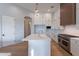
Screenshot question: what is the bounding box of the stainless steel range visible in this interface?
[58,34,79,54]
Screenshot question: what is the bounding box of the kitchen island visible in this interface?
[23,34,51,56]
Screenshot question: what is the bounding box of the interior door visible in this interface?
[24,16,31,38]
[2,16,15,47]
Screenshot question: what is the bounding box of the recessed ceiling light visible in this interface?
[48,9,50,12]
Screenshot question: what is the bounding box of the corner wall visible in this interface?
[0,3,31,42]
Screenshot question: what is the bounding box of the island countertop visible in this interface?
[23,34,51,41]
[22,34,51,56]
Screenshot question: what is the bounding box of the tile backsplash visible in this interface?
[62,25,79,36]
[34,25,46,34]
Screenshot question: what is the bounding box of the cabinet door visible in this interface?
[71,39,79,56]
[2,16,15,47]
[34,14,42,25]
[28,40,50,56]
[60,3,76,26]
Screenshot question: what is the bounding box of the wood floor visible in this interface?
[52,40,71,56]
[0,40,71,56]
[0,41,28,56]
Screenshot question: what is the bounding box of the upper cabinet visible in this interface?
[60,3,76,26]
[33,13,52,26]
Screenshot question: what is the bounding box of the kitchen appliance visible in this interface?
[58,34,79,54]
[46,26,51,29]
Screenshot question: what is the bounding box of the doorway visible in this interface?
[0,16,15,47]
[24,16,31,38]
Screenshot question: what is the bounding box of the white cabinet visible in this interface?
[33,14,43,25]
[44,14,52,26]
[70,38,79,56]
[28,39,51,56]
[33,13,52,26]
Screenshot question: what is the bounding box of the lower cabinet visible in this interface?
[28,40,51,56]
[70,38,79,56]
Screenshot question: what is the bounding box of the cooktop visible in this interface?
[59,34,79,38]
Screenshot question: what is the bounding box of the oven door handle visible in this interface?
[62,39,69,42]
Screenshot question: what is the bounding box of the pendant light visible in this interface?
[35,3,39,13]
[35,3,39,16]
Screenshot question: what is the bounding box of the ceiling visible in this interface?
[15,3,60,13]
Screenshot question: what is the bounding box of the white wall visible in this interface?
[0,3,31,42]
[0,16,1,46]
[76,3,79,26]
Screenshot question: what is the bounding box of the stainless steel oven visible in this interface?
[58,34,79,55]
[58,34,70,53]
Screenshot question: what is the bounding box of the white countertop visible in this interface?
[70,37,79,40]
[23,34,51,41]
